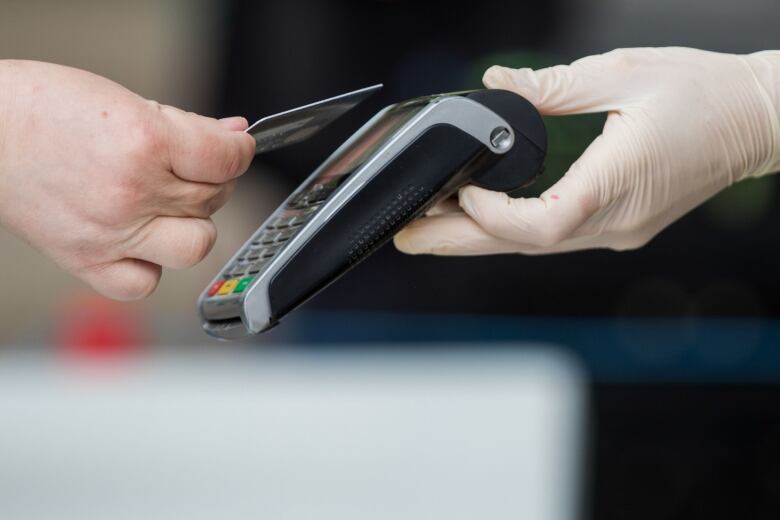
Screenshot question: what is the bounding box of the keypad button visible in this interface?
[207,279,225,297]
[233,276,254,294]
[290,200,323,213]
[260,233,277,245]
[270,216,294,229]
[243,246,258,259]
[288,190,310,208]
[288,215,309,227]
[253,257,269,267]
[288,185,332,209]
[217,278,240,296]
[230,262,251,277]
[307,185,328,201]
[307,190,330,205]
[275,229,296,243]
[248,257,272,274]
[300,205,320,215]
[251,232,272,245]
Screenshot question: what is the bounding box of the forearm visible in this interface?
[0,61,13,229]
[0,61,10,166]
[0,60,29,232]
[746,51,780,174]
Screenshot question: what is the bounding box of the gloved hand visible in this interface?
[395,47,780,256]
[0,60,256,299]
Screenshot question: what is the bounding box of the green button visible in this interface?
[233,276,254,294]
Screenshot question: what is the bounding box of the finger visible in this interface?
[457,125,638,249]
[395,213,521,255]
[218,116,249,132]
[163,106,256,184]
[425,196,462,216]
[483,50,634,115]
[458,173,598,248]
[127,216,217,269]
[395,212,624,256]
[157,179,236,219]
[79,258,162,301]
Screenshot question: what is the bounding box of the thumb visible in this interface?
[459,170,598,249]
[483,51,631,115]
[457,127,634,248]
[163,106,256,184]
[218,116,250,132]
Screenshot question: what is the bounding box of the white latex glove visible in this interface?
[0,60,256,299]
[395,47,780,255]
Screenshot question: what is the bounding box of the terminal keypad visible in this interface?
[206,194,327,298]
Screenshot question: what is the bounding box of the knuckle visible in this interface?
[123,112,164,163]
[181,221,216,266]
[99,265,160,301]
[603,48,634,68]
[470,205,508,237]
[92,180,142,226]
[121,273,159,300]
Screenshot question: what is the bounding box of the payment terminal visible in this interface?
[199,85,547,339]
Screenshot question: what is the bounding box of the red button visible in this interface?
[207,279,225,296]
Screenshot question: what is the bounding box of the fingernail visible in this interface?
[393,232,419,255]
[219,116,249,131]
[457,186,473,212]
[483,65,508,89]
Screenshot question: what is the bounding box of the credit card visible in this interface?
[247,84,383,154]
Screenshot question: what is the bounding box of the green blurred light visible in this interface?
[703,175,775,230]
[511,113,606,198]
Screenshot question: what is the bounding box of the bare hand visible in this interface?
[0,60,256,299]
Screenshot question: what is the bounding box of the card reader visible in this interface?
[199,86,547,339]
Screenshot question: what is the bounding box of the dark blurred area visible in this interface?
[220,0,780,321]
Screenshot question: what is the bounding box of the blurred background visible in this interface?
[2,0,780,518]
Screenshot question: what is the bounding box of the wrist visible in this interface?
[745,51,780,175]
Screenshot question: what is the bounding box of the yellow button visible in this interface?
[217,278,240,295]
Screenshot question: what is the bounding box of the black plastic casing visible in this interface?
[265,89,546,328]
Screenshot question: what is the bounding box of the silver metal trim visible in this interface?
[198,94,515,337]
[233,95,514,334]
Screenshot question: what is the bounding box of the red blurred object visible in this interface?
[54,292,149,361]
